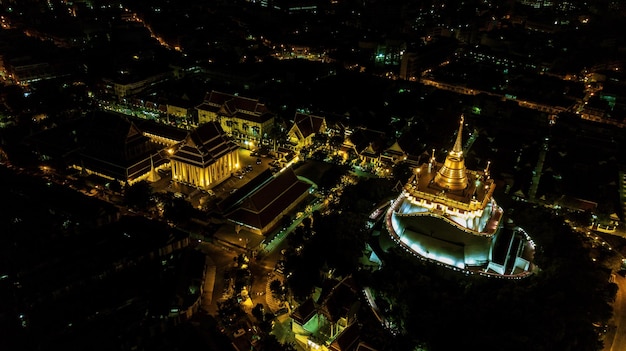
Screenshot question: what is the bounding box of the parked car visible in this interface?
[275,308,289,316]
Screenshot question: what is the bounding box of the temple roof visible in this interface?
[329,323,360,351]
[170,122,239,167]
[76,112,164,181]
[196,90,274,123]
[292,112,326,139]
[291,297,316,325]
[347,127,386,155]
[222,168,311,231]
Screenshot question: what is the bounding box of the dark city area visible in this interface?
[1,0,626,350]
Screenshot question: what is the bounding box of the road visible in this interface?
[195,241,239,315]
[605,272,626,351]
[195,238,284,314]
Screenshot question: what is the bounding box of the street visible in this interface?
[605,272,626,351]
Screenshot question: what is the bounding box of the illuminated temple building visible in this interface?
[385,116,535,277]
[170,121,240,190]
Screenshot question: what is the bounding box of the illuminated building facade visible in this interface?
[385,116,535,276]
[170,122,240,190]
[196,90,275,147]
[287,112,327,149]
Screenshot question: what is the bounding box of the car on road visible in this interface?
[275,308,289,316]
[256,158,262,164]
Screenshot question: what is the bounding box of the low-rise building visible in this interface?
[218,168,312,235]
[292,276,362,351]
[169,121,240,190]
[287,112,327,150]
[72,111,168,185]
[196,90,275,147]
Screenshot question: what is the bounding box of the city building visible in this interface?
[195,90,275,147]
[71,112,168,185]
[286,112,327,150]
[169,121,240,190]
[384,116,536,277]
[291,276,361,351]
[378,140,408,171]
[217,168,312,235]
[338,127,386,171]
[102,68,173,99]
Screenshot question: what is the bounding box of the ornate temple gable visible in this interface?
[386,140,405,154]
[380,140,408,166]
[288,112,327,147]
[362,143,377,155]
[171,122,237,167]
[294,112,326,138]
[126,122,142,139]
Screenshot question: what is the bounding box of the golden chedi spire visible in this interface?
[434,115,468,191]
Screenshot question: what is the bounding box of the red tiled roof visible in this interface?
[291,297,316,325]
[206,90,232,105]
[195,102,221,112]
[348,128,386,155]
[329,324,360,351]
[170,122,239,167]
[199,90,273,123]
[225,168,311,231]
[293,112,325,138]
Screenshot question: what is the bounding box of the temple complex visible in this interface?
[385,116,536,277]
[170,122,240,190]
[195,90,275,147]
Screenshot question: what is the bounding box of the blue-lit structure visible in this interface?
[385,116,536,277]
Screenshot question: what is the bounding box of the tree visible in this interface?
[392,162,413,184]
[217,297,245,327]
[252,303,265,321]
[257,334,296,351]
[269,279,283,299]
[123,180,153,210]
[163,196,193,223]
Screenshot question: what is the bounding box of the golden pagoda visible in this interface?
[433,116,468,191]
[384,116,535,277]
